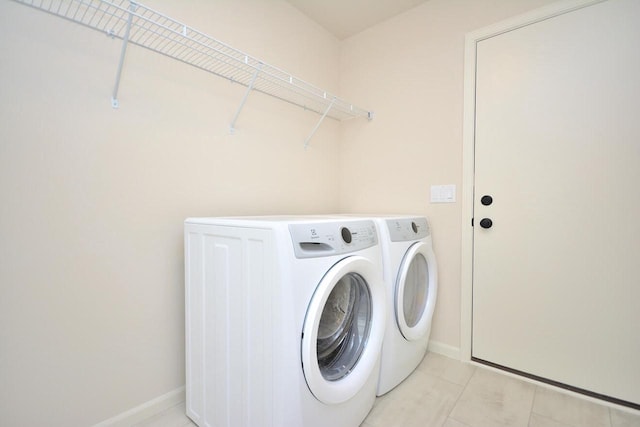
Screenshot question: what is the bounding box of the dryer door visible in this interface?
[301,255,385,405]
[395,241,438,341]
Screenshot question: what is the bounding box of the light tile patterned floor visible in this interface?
[135,352,640,427]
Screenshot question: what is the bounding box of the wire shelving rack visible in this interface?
[12,0,373,146]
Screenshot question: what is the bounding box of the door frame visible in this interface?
[460,0,606,361]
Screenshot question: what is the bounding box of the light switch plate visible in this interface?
[431,184,456,203]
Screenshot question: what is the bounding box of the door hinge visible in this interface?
[471,217,474,227]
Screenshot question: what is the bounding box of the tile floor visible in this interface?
[135,352,640,427]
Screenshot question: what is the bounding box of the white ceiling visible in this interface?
[284,0,429,40]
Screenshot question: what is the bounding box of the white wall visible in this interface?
[0,1,341,425]
[338,0,557,352]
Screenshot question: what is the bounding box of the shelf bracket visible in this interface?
[229,62,263,134]
[111,2,137,109]
[304,97,336,149]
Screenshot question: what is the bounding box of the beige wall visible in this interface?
[0,1,341,426]
[338,0,557,351]
[0,0,562,425]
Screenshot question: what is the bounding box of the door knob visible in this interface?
[480,218,493,229]
[481,195,493,206]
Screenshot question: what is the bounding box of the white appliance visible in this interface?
[373,216,438,395]
[184,216,386,427]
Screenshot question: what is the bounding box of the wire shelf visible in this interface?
[12,0,373,122]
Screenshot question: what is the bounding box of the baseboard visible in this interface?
[428,340,461,360]
[92,386,185,427]
[90,344,458,426]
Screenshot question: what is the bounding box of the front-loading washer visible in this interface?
[184,216,386,427]
[372,216,438,396]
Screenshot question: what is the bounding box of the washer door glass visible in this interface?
[396,242,438,341]
[403,253,429,328]
[317,272,371,381]
[301,255,385,405]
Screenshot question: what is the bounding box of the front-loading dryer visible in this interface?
[372,216,438,396]
[184,216,386,427]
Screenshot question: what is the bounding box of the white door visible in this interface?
[301,256,385,404]
[472,0,640,406]
[395,242,437,341]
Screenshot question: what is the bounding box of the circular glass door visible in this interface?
[301,256,385,405]
[317,272,371,381]
[395,242,438,341]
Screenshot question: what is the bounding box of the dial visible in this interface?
[341,227,352,244]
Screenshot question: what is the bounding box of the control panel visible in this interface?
[386,217,430,242]
[289,220,378,258]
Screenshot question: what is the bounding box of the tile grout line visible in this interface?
[527,386,539,427]
[441,364,478,426]
[608,405,613,427]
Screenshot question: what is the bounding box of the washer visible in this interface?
[372,216,438,396]
[184,216,386,427]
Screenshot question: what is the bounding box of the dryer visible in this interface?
[184,216,386,427]
[373,216,438,396]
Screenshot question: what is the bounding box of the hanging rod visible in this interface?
[12,0,374,123]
